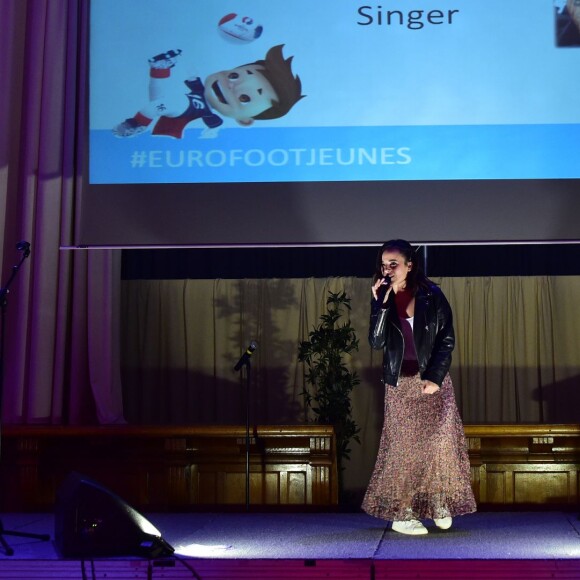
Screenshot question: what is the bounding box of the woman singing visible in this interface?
[362,239,476,535]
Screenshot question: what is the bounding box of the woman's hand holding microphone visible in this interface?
[372,276,392,305]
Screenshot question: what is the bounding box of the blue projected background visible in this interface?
[90,0,580,185]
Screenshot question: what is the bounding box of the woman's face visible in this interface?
[381,250,412,285]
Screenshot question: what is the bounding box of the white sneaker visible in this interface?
[434,517,452,529]
[392,519,428,535]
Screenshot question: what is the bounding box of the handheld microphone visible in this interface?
[376,276,391,303]
[234,340,258,371]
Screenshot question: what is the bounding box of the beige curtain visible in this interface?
[445,276,567,424]
[121,275,580,496]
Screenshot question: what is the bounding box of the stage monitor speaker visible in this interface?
[54,471,175,558]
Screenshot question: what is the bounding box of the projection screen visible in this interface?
[77,0,580,247]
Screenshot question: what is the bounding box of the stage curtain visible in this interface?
[0,0,124,424]
[444,276,580,424]
[120,276,580,495]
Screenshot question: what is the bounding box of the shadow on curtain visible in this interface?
[120,275,580,497]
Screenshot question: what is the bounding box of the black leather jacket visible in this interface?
[368,283,455,387]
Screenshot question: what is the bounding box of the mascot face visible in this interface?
[204,65,276,126]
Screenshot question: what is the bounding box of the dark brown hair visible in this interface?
[250,45,304,120]
[374,239,435,294]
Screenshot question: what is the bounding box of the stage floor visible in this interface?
[0,511,579,579]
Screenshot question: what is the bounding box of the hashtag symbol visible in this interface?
[130,151,147,168]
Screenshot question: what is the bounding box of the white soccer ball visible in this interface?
[218,13,263,43]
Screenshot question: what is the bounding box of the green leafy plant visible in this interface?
[298,290,361,473]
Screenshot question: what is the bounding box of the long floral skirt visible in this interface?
[361,373,477,521]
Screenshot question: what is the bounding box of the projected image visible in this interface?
[112,43,303,139]
[90,0,580,185]
[555,0,580,46]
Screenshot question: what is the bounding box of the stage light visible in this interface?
[54,472,174,558]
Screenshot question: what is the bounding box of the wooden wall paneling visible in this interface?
[464,424,580,507]
[1,424,579,511]
[0,425,338,512]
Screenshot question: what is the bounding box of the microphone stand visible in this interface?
[0,242,50,555]
[243,361,251,511]
[234,357,252,512]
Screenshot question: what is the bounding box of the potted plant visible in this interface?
[298,290,360,489]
